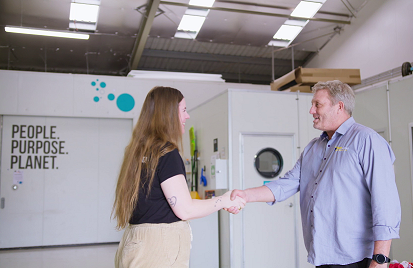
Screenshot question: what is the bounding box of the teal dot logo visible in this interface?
[92,79,105,93]
[90,80,134,112]
[116,94,135,112]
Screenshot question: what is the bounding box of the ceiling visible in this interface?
[0,0,370,84]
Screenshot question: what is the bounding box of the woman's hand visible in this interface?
[162,175,246,220]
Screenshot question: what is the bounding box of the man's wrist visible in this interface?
[372,254,391,264]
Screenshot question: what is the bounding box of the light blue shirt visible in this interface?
[265,117,401,266]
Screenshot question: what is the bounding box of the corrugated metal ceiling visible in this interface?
[0,0,370,84]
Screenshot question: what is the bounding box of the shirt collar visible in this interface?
[320,117,355,139]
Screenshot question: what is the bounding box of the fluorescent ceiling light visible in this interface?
[268,40,290,47]
[269,0,326,47]
[69,22,97,31]
[70,3,99,23]
[284,19,308,27]
[311,0,327,3]
[291,1,323,19]
[178,15,206,32]
[5,26,89,40]
[73,0,101,4]
[189,0,215,8]
[273,25,303,41]
[174,31,197,39]
[185,8,209,17]
[174,0,214,39]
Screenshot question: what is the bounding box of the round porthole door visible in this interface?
[254,148,283,178]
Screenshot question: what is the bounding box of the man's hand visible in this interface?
[230,189,247,201]
[368,262,387,268]
[223,186,275,214]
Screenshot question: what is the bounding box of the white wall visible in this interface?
[0,70,269,120]
[0,69,268,249]
[306,0,413,80]
[183,92,229,268]
[183,92,229,198]
[353,75,413,262]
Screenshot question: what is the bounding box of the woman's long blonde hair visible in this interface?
[112,86,184,229]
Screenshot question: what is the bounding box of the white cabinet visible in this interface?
[190,212,219,268]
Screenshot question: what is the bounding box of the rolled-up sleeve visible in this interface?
[360,132,401,240]
[265,153,301,206]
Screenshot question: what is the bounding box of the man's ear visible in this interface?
[338,101,345,113]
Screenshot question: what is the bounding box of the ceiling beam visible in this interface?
[160,1,351,25]
[141,49,305,67]
[130,0,161,70]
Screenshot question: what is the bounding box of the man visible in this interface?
[228,80,401,268]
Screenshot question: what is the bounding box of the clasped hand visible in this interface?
[222,190,246,214]
[220,190,246,214]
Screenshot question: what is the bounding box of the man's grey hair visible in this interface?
[312,80,355,116]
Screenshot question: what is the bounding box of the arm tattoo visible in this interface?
[214,197,222,207]
[168,196,177,207]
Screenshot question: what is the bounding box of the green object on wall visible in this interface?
[189,126,195,157]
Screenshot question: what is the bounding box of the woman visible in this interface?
[113,86,245,268]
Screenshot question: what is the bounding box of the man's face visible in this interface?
[309,89,340,133]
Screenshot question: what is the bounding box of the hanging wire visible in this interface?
[44,46,47,72]
[86,52,89,74]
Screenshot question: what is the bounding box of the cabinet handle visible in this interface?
[1,198,4,209]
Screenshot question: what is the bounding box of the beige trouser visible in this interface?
[115,221,192,268]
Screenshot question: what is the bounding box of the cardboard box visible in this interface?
[296,67,361,85]
[271,68,296,91]
[271,67,361,91]
[284,84,312,93]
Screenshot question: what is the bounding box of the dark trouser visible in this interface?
[316,258,372,268]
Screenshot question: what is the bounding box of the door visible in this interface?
[0,115,131,248]
[241,133,297,268]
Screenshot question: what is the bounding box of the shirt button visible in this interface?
[324,158,326,160]
[315,183,318,185]
[320,170,322,172]
[311,210,313,212]
[328,145,330,147]
[311,196,313,198]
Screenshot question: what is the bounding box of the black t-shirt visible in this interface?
[129,149,185,224]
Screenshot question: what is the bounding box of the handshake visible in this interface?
[217,186,274,213]
[219,190,247,215]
